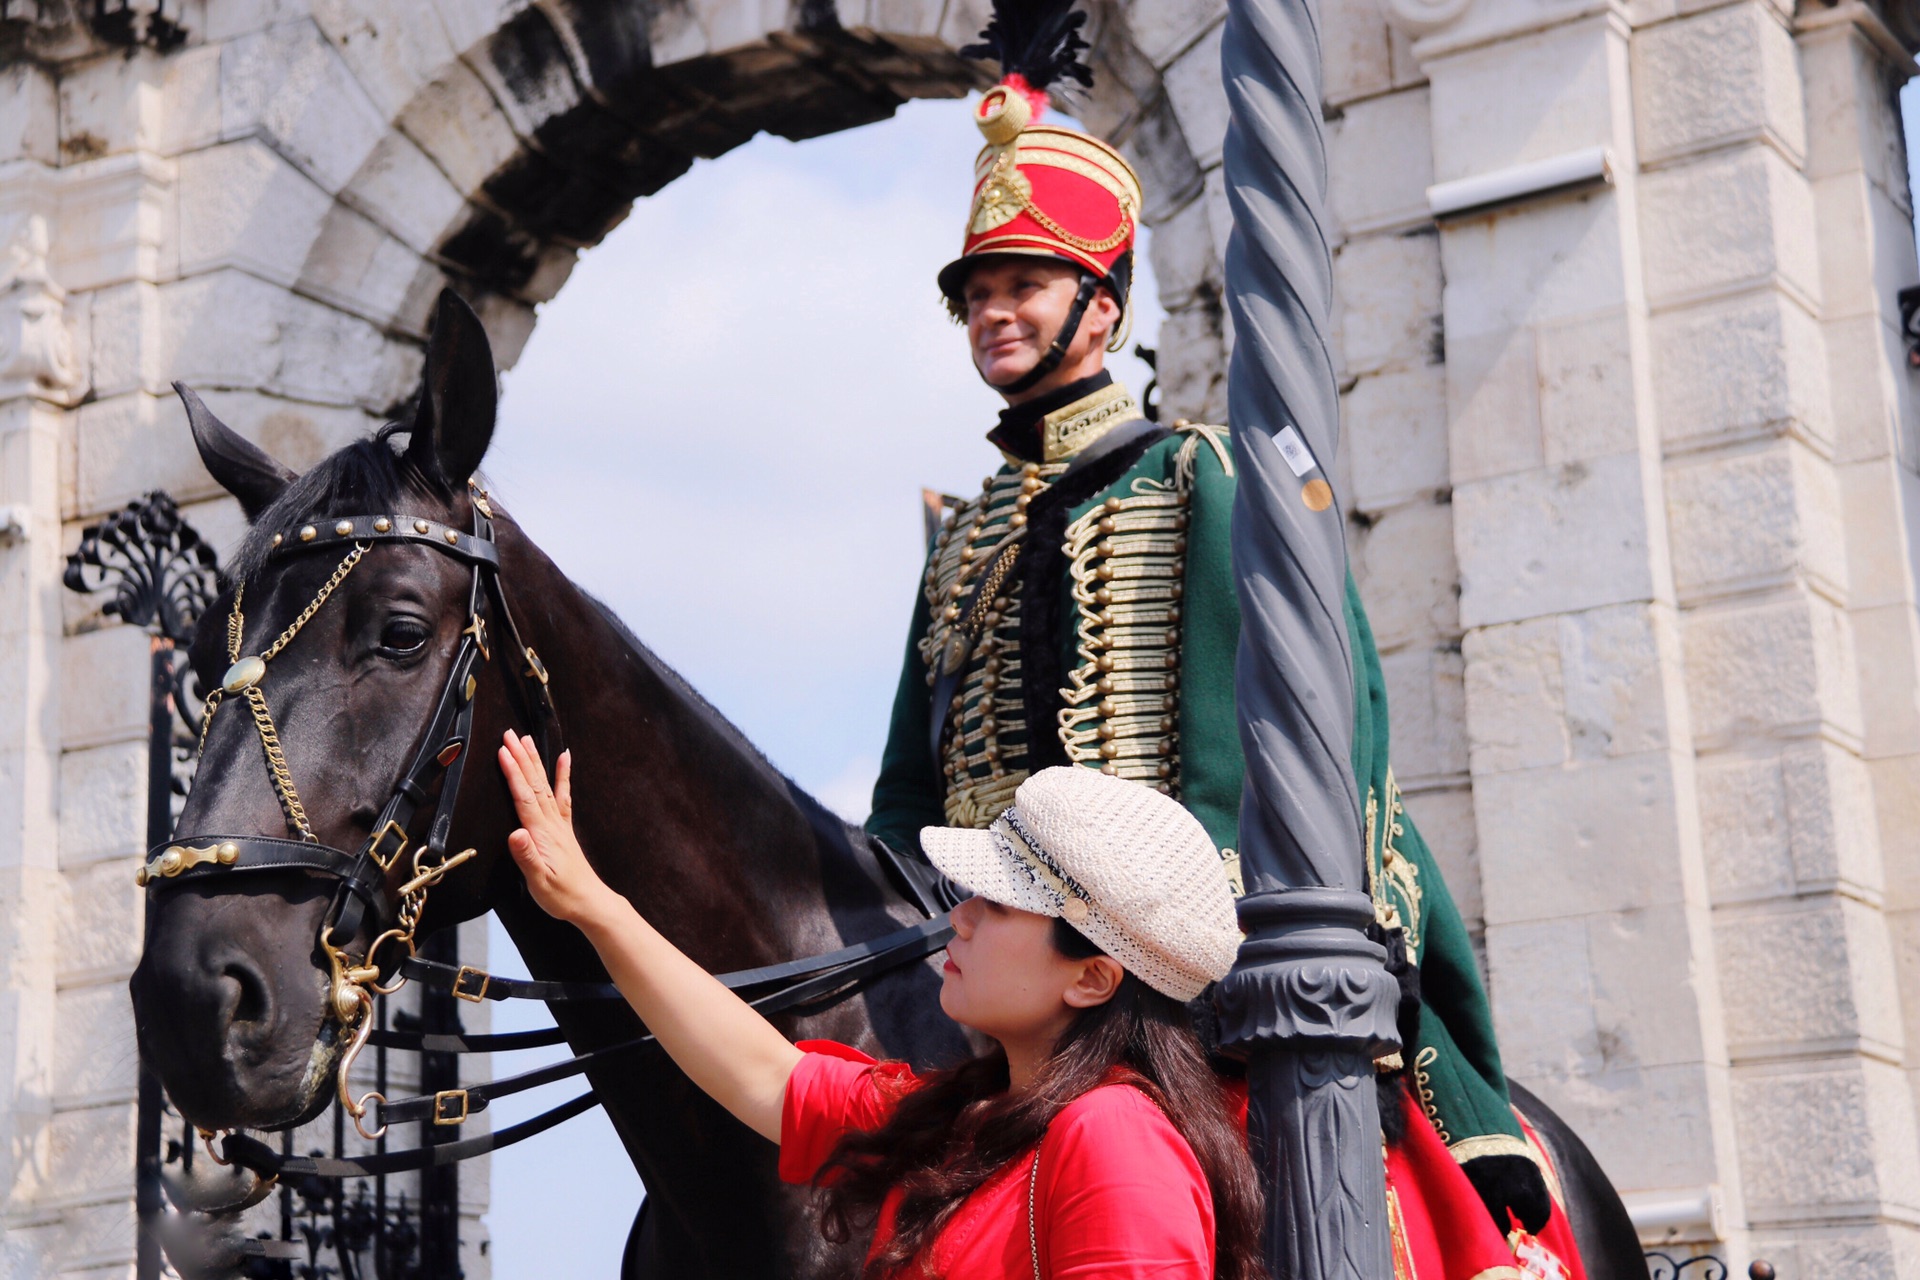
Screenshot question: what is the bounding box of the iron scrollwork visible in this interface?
[1899,284,1920,372]
[1644,1252,1777,1280]
[63,489,224,644]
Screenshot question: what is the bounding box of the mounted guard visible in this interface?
[865,5,1586,1276]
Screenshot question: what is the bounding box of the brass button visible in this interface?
[415,519,431,534]
[1104,497,1124,512]
[298,525,317,542]
[374,517,392,533]
[444,529,459,544]
[335,520,353,536]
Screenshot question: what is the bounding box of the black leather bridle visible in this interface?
[139,483,953,1186]
[139,487,561,1011]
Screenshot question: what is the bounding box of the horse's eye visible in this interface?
[379,618,431,655]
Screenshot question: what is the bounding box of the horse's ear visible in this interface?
[405,289,497,487]
[175,382,294,520]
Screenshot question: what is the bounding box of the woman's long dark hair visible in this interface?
[816,918,1267,1280]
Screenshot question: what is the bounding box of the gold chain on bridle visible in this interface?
[198,542,369,841]
[194,533,477,1140]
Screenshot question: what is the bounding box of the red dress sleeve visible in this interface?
[777,1040,918,1186]
[1038,1084,1216,1279]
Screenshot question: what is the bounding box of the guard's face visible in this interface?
[965,258,1116,392]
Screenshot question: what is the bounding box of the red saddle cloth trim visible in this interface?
[1384,1088,1587,1280]
[1218,1079,1587,1280]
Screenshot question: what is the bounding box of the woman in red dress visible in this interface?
[497,731,1266,1279]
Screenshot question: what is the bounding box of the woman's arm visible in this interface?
[497,730,803,1143]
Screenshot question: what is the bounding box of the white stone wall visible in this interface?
[5,0,1920,1275]
[1325,0,1920,1270]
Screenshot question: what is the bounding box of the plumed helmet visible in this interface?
[937,0,1143,334]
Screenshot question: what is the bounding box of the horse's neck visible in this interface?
[502,529,853,969]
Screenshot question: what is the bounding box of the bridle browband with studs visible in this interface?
[139,482,562,1137]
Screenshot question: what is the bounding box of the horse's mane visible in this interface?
[229,425,444,580]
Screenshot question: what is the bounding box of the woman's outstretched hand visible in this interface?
[499,730,621,928]
[495,731,801,1144]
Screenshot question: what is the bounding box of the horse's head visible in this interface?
[130,290,529,1131]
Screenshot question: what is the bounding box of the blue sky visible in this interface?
[479,98,1163,1274]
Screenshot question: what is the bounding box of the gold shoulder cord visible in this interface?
[198,543,369,842]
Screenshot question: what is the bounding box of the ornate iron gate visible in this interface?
[63,491,468,1280]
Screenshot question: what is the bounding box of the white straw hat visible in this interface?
[921,766,1242,1001]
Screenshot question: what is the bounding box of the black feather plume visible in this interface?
[960,0,1093,94]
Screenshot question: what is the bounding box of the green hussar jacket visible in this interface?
[865,377,1529,1166]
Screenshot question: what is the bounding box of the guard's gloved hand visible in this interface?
[1462,1153,1552,1235]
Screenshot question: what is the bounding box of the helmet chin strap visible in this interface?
[984,272,1102,397]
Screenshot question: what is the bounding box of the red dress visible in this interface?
[779,1041,1216,1279]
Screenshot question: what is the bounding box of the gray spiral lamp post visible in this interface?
[1213,1,1403,1276]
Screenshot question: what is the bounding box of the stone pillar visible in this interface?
[0,50,113,1264]
[1422,6,1748,1255]
[1368,0,1920,1269]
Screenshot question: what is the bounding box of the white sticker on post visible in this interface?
[1274,425,1318,477]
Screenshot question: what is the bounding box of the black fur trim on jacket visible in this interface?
[1020,426,1170,771]
[1371,921,1423,1147]
[1464,1153,1554,1235]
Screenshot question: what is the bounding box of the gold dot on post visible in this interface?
[373,517,392,534]
[298,525,317,542]
[270,533,283,548]
[415,519,430,534]
[1301,479,1335,512]
[335,520,353,536]
[444,529,459,544]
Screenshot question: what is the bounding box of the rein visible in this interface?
[140,483,953,1183]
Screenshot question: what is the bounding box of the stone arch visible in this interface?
[156,0,1231,503]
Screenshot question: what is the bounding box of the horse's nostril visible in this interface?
[224,959,271,1028]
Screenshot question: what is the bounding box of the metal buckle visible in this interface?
[451,965,490,1003]
[368,820,408,871]
[524,647,549,686]
[432,1089,469,1126]
[463,615,490,662]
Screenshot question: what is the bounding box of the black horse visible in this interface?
[130,291,1646,1279]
